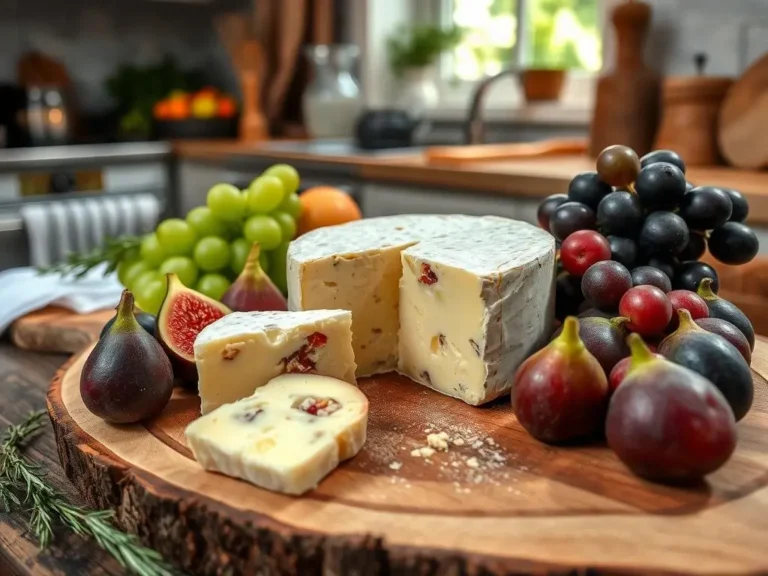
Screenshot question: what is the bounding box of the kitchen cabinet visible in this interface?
[359,183,540,224]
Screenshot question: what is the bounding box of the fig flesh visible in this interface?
[698,277,754,350]
[222,242,287,312]
[81,290,173,423]
[659,309,753,421]
[514,317,609,444]
[158,273,231,384]
[607,334,736,483]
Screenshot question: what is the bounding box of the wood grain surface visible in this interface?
[10,307,113,354]
[48,342,768,575]
[0,343,125,576]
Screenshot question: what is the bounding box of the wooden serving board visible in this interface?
[11,307,113,354]
[48,343,768,575]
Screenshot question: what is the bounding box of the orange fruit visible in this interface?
[297,187,362,235]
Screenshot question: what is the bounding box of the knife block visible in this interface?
[655,76,732,166]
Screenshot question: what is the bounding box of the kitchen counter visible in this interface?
[0,343,125,576]
[0,142,172,173]
[173,140,768,224]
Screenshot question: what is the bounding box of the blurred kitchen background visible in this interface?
[1,0,767,326]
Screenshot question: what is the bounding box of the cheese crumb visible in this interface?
[410,449,422,457]
[485,437,496,446]
[471,440,484,450]
[419,447,436,458]
[427,432,450,451]
[466,457,480,469]
[453,437,465,446]
[389,461,402,471]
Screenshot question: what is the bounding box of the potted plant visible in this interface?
[387,25,463,114]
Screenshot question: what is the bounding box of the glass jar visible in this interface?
[302,45,363,139]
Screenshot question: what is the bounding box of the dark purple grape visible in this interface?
[678,232,706,261]
[635,162,687,210]
[596,191,643,238]
[640,149,686,174]
[555,273,583,320]
[549,202,596,242]
[639,211,689,256]
[607,235,638,269]
[630,265,672,292]
[708,222,759,265]
[567,172,612,210]
[674,261,720,293]
[723,189,749,222]
[582,261,633,311]
[645,257,676,281]
[596,145,641,187]
[537,194,568,230]
[679,186,733,230]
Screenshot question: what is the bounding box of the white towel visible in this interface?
[20,193,161,268]
[0,264,124,334]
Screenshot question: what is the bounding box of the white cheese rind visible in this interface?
[287,215,555,404]
[186,374,368,495]
[194,310,357,414]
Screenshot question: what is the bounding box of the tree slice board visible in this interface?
[48,342,768,575]
[11,307,113,354]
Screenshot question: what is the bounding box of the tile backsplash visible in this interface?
[0,0,245,112]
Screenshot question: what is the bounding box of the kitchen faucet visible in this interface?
[465,69,518,145]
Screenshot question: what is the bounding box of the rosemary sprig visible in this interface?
[1,411,176,576]
[36,235,143,279]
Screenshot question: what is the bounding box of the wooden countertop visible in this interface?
[173,140,768,224]
[0,344,125,576]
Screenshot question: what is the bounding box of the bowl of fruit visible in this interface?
[153,87,239,140]
[524,144,759,483]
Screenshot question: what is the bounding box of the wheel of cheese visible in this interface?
[186,373,368,496]
[287,215,556,406]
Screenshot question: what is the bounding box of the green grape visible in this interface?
[156,219,196,256]
[116,254,140,286]
[271,211,297,241]
[135,278,167,315]
[264,164,300,195]
[139,233,166,267]
[132,270,164,295]
[122,260,152,290]
[207,183,247,222]
[260,249,271,274]
[186,206,228,238]
[276,192,302,219]
[269,242,289,294]
[229,238,250,274]
[197,273,231,301]
[159,256,199,287]
[194,236,231,272]
[243,215,282,250]
[246,175,285,214]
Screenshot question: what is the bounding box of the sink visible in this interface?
[258,139,423,158]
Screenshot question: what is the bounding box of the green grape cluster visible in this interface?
[118,164,302,314]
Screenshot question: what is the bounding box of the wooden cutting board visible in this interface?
[719,52,768,169]
[11,307,113,354]
[48,343,768,575]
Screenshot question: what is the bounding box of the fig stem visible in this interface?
[626,333,657,374]
[610,316,630,331]
[556,316,585,353]
[676,308,697,331]
[243,242,263,278]
[697,277,717,300]
[113,290,137,331]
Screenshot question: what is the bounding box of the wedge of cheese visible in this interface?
[194,310,356,414]
[287,215,555,405]
[186,373,368,495]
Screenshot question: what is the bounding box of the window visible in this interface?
[440,0,602,81]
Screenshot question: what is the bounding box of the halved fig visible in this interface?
[158,273,231,385]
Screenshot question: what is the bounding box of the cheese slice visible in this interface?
[287,215,555,405]
[194,310,357,414]
[186,373,368,495]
